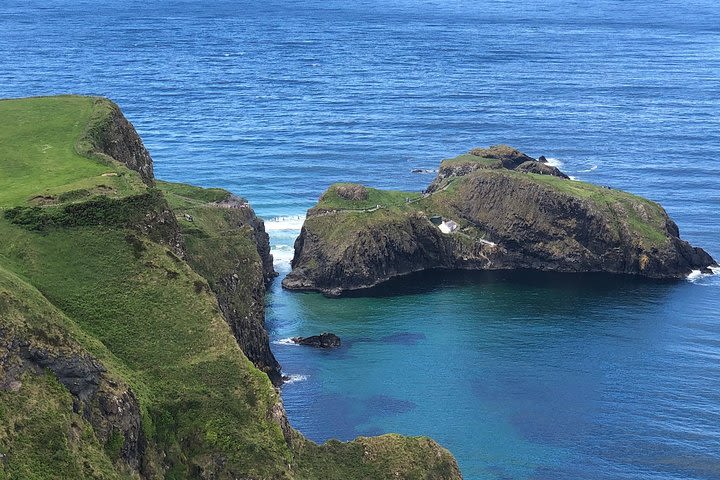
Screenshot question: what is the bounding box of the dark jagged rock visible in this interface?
[334,184,369,201]
[284,146,717,295]
[1,317,145,472]
[292,333,341,348]
[83,98,155,186]
[515,160,569,179]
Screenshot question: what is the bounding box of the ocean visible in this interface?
[2,0,719,478]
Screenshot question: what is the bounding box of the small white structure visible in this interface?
[438,220,458,234]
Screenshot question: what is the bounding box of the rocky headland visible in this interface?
[283,145,717,296]
[0,96,461,479]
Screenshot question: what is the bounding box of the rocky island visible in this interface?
[283,145,716,296]
[0,96,461,479]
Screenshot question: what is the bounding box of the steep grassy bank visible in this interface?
[0,96,461,479]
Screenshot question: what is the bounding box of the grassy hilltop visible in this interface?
[0,96,460,479]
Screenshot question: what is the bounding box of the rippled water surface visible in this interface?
[2,1,720,478]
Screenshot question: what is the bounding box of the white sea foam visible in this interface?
[273,337,299,346]
[569,175,578,181]
[687,270,704,282]
[264,214,306,232]
[544,157,563,168]
[283,374,308,384]
[687,267,719,283]
[271,245,295,271]
[579,165,598,173]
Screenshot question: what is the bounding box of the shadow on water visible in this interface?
[342,268,677,298]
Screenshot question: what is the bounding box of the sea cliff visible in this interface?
[0,96,461,479]
[283,146,716,295]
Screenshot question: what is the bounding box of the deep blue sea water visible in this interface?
[2,1,720,478]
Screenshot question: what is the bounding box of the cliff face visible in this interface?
[0,268,145,474]
[81,98,156,186]
[0,96,461,479]
[164,188,283,385]
[284,146,716,295]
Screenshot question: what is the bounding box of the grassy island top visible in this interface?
[439,153,503,169]
[309,152,670,249]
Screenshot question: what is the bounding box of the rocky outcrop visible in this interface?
[214,195,277,285]
[284,147,717,295]
[0,314,144,473]
[292,333,341,348]
[83,98,155,186]
[333,184,369,201]
[469,144,536,169]
[515,160,569,178]
[428,144,545,193]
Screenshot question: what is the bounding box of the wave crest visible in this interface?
[283,374,308,384]
[270,245,295,271]
[687,267,719,283]
[264,214,306,231]
[544,157,563,168]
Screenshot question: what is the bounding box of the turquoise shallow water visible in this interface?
[2,0,720,478]
[270,271,720,479]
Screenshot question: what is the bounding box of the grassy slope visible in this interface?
[0,96,289,478]
[0,96,459,479]
[0,264,132,480]
[309,163,670,249]
[316,183,420,211]
[498,170,669,246]
[0,96,145,208]
[439,153,502,169]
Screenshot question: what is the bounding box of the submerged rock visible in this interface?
[292,333,341,348]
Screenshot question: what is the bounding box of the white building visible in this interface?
[438,220,458,234]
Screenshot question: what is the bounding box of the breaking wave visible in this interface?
[544,157,563,168]
[270,244,295,270]
[264,214,306,232]
[687,267,719,283]
[283,374,308,384]
[273,337,299,346]
[579,164,598,173]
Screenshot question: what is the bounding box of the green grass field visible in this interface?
[439,153,502,169]
[305,159,670,253]
[0,96,146,208]
[316,183,420,211]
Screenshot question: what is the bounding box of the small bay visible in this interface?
[2,0,719,477]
